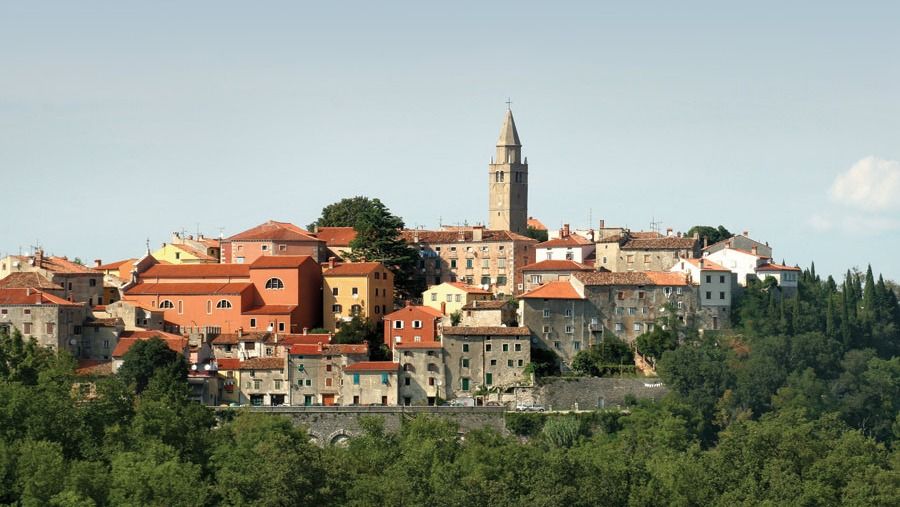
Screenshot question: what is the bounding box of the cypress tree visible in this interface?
[825,296,835,338]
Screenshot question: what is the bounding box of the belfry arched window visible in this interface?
[265,277,284,290]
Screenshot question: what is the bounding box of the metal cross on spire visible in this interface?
[506,97,512,110]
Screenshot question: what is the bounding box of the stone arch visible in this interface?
[328,429,352,447]
[307,431,323,446]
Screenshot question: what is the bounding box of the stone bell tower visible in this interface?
[488,108,528,234]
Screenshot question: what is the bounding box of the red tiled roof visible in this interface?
[442,326,531,336]
[520,259,595,272]
[289,343,368,356]
[727,248,772,260]
[112,334,188,357]
[239,357,285,370]
[395,341,443,349]
[120,330,186,341]
[345,361,400,372]
[537,234,593,248]
[0,288,83,306]
[324,262,385,276]
[679,258,729,271]
[0,272,64,290]
[95,258,137,271]
[385,305,444,319]
[279,333,333,346]
[170,243,216,261]
[225,220,319,242]
[215,358,241,370]
[315,227,357,247]
[84,318,123,328]
[242,305,298,315]
[446,282,492,295]
[75,360,113,377]
[574,271,690,287]
[10,255,100,275]
[527,217,548,231]
[402,229,538,244]
[212,333,270,345]
[125,282,252,296]
[756,262,801,272]
[139,263,250,279]
[250,255,315,269]
[520,281,584,300]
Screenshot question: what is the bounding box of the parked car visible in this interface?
[447,397,476,407]
[515,403,545,412]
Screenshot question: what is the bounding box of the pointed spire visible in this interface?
[496,109,521,147]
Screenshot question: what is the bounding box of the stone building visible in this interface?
[288,343,369,406]
[670,258,734,331]
[488,108,529,235]
[403,227,537,297]
[0,288,88,354]
[99,300,164,331]
[80,318,124,360]
[520,259,596,292]
[0,249,104,306]
[595,231,700,273]
[341,362,400,406]
[703,232,772,258]
[237,356,289,406]
[441,326,531,399]
[458,300,517,327]
[519,281,594,369]
[394,342,444,406]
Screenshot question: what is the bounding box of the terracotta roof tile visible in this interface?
[520,259,595,272]
[289,343,368,356]
[0,288,83,306]
[225,220,320,242]
[249,255,315,269]
[278,333,333,346]
[242,305,298,315]
[75,360,113,377]
[681,258,729,271]
[344,361,400,372]
[527,217,548,231]
[395,341,443,349]
[139,264,250,279]
[170,243,216,261]
[125,282,252,296]
[10,255,100,275]
[239,357,285,370]
[756,262,801,272]
[537,234,593,248]
[385,305,444,319]
[95,259,137,271]
[112,334,188,357]
[314,227,357,247]
[0,272,64,290]
[211,332,271,345]
[520,281,584,300]
[442,326,531,336]
[215,358,241,370]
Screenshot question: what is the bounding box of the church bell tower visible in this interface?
[488,107,528,234]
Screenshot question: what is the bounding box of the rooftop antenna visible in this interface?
[218,227,225,239]
[145,238,151,254]
[649,216,663,234]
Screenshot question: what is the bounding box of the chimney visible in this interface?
[562,224,570,238]
[699,258,705,268]
[26,287,31,297]
[743,230,749,237]
[405,300,412,307]
[237,328,243,338]
[666,228,673,237]
[328,257,336,269]
[303,327,308,335]
[94,259,102,268]
[751,246,758,256]
[692,232,700,240]
[703,237,708,248]
[413,231,420,243]
[457,230,465,242]
[598,219,605,229]
[35,248,44,268]
[472,226,483,242]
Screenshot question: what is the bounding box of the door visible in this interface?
[461,378,470,391]
[322,394,335,406]
[304,395,313,406]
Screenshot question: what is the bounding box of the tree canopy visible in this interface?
[686,224,732,246]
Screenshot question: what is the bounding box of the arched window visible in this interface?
[216,299,232,309]
[265,277,284,290]
[159,300,174,309]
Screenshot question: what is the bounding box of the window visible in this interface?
[490,359,497,366]
[253,379,262,390]
[615,323,624,332]
[177,300,183,315]
[502,343,509,352]
[393,321,404,329]
[89,278,97,287]
[381,373,389,385]
[216,299,232,309]
[664,287,673,297]
[466,259,473,269]
[705,291,711,300]
[413,335,421,342]
[518,359,524,367]
[206,300,212,314]
[677,301,683,310]
[626,255,635,263]
[498,258,506,268]
[279,244,287,251]
[352,287,358,296]
[450,259,457,269]
[705,275,712,283]
[543,308,551,318]
[720,291,726,300]
[430,293,437,301]
[565,308,573,317]
[720,275,726,283]
[332,287,339,296]
[159,300,174,309]
[351,304,361,315]
[325,377,332,387]
[462,344,469,352]
[404,377,410,386]
[485,373,493,385]
[412,320,422,329]
[353,374,360,385]
[455,294,462,302]
[250,318,257,328]
[542,325,551,333]
[446,294,453,302]
[45,322,54,334]
[278,322,285,332]
[643,254,651,263]
[274,380,282,390]
[554,341,561,350]
[462,358,470,368]
[515,343,522,351]
[633,323,642,332]
[265,278,284,290]
[22,323,32,335]
[261,244,268,251]
[574,341,581,351]
[565,325,574,334]
[676,287,683,295]
[507,359,514,367]
[374,306,380,314]
[481,259,489,268]
[485,343,492,351]
[374,272,380,280]
[531,275,543,284]
[617,291,625,300]
[461,378,470,391]
[305,379,312,386]
[638,291,645,299]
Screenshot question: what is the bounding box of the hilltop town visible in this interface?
[1,109,803,408]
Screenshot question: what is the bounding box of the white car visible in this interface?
[515,403,545,412]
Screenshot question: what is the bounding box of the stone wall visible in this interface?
[228,406,507,445]
[535,377,668,411]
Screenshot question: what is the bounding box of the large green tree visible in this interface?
[686,225,732,246]
[117,337,187,394]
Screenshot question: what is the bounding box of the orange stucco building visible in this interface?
[220,220,326,264]
[122,255,322,335]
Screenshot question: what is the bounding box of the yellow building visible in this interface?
[151,242,218,264]
[322,261,394,331]
[422,282,493,316]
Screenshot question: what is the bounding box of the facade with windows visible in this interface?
[440,326,531,400]
[341,362,400,406]
[402,227,537,297]
[287,342,369,406]
[393,342,445,406]
[0,249,105,306]
[520,259,596,293]
[0,287,88,354]
[236,356,289,406]
[594,231,700,273]
[123,255,323,335]
[321,261,394,332]
[534,225,595,264]
[220,220,325,264]
[421,281,493,317]
[383,304,443,348]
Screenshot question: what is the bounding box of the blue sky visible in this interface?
[1,1,898,280]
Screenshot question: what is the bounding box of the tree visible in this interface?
[572,335,635,377]
[686,225,732,246]
[117,337,187,394]
[308,196,381,230]
[524,226,548,242]
[108,441,207,507]
[332,315,388,360]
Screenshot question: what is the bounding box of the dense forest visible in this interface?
[0,264,898,506]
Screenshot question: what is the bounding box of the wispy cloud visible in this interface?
[830,156,900,212]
